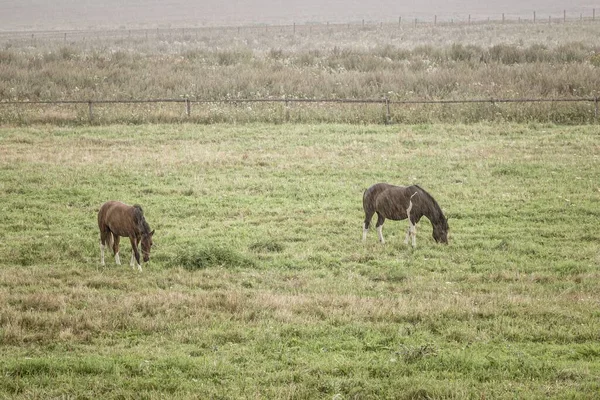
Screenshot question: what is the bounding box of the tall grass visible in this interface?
[1,21,599,124]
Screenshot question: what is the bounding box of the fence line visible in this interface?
[1,96,598,124]
[0,8,598,42]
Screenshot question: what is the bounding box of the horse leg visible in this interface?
[113,235,121,265]
[404,226,411,245]
[100,241,105,265]
[363,210,375,241]
[375,213,386,244]
[100,231,107,266]
[100,228,113,265]
[130,250,135,268]
[129,236,142,272]
[405,193,418,248]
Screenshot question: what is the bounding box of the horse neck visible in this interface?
[132,207,150,235]
[138,217,151,235]
[415,188,444,226]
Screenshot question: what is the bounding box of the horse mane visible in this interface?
[133,204,151,235]
[411,185,447,226]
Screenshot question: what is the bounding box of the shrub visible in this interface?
[172,245,255,270]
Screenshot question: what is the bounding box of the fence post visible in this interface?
[185,99,191,117]
[595,97,598,123]
[533,11,536,23]
[88,101,93,122]
[284,97,290,122]
[385,98,391,125]
[564,10,566,23]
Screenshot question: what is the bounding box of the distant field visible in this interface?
[1,19,600,124]
[0,0,595,30]
[0,123,599,398]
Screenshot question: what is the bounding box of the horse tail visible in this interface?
[106,231,114,250]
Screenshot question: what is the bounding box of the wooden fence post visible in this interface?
[385,98,391,125]
[88,101,93,122]
[185,99,191,117]
[595,97,598,122]
[533,11,536,23]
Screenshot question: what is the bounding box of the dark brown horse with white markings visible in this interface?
[98,201,154,271]
[362,183,448,247]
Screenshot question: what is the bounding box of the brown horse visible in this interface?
[98,201,154,271]
[363,183,448,247]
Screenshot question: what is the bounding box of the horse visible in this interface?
[97,201,154,271]
[362,183,448,247]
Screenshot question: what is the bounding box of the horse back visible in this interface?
[365,183,416,220]
[363,183,396,212]
[98,201,137,238]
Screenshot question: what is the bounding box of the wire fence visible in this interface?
[1,96,598,124]
[0,7,598,43]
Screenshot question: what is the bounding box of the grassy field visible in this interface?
[0,123,599,398]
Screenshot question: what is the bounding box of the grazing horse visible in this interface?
[362,183,448,247]
[98,201,154,271]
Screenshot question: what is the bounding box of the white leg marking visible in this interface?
[363,223,368,241]
[115,252,121,265]
[130,251,136,268]
[137,263,143,272]
[100,243,105,265]
[406,192,418,247]
[377,225,385,244]
[404,227,411,244]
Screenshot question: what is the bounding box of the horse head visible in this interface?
[141,230,155,262]
[432,216,449,244]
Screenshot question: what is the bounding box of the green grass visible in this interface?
[0,123,599,398]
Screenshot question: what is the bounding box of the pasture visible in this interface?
[0,123,599,398]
